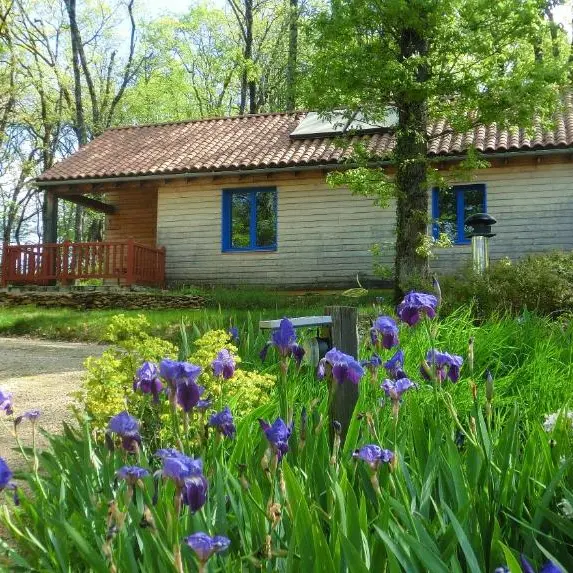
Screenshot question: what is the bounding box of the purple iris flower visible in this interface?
[211,349,236,379]
[14,409,41,427]
[108,411,141,453]
[384,349,407,379]
[424,349,464,383]
[397,292,438,326]
[259,418,293,461]
[0,457,13,490]
[370,316,399,349]
[162,453,204,486]
[381,378,415,401]
[159,359,202,388]
[0,457,18,504]
[196,397,213,411]
[361,354,383,369]
[181,473,209,511]
[156,449,208,512]
[209,406,236,439]
[520,554,563,573]
[228,326,240,344]
[0,389,13,416]
[116,466,149,485]
[158,359,203,412]
[352,444,394,470]
[260,318,305,365]
[176,380,204,413]
[133,361,163,403]
[318,348,364,385]
[183,532,231,564]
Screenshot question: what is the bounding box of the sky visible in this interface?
[137,0,572,36]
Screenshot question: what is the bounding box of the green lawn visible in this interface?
[0,287,391,342]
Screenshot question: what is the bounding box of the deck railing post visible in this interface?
[61,240,71,285]
[126,239,135,287]
[1,242,8,288]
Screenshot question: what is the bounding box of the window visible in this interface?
[432,184,486,244]
[222,188,277,251]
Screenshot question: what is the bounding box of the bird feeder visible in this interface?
[465,213,497,274]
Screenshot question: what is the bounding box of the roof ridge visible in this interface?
[109,110,306,131]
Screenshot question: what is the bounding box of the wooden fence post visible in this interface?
[60,240,71,285]
[1,243,9,288]
[125,239,135,287]
[325,306,359,441]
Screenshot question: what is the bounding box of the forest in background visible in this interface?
[0,0,318,244]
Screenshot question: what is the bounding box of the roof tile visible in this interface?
[38,105,573,183]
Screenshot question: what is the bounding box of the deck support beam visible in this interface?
[43,190,58,244]
[55,193,116,214]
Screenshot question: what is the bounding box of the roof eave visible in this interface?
[35,146,573,188]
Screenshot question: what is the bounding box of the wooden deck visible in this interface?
[1,240,165,288]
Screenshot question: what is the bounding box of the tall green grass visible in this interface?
[1,306,572,571]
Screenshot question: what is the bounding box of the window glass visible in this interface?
[224,188,277,251]
[230,192,251,248]
[462,187,485,241]
[433,185,486,243]
[435,186,458,243]
[256,191,277,247]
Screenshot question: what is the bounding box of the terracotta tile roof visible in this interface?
[37,106,573,183]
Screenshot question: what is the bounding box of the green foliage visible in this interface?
[184,328,276,417]
[78,314,177,429]
[2,308,573,571]
[304,0,570,284]
[441,251,573,317]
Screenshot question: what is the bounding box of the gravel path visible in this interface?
[0,337,104,466]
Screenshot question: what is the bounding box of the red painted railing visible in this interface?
[1,240,165,288]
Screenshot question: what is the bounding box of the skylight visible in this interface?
[290,109,398,139]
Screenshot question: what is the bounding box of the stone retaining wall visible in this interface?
[0,291,205,310]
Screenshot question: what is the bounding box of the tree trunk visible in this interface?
[245,0,255,114]
[63,0,87,241]
[394,28,430,298]
[285,0,298,111]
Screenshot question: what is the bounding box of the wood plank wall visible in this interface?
[157,171,395,287]
[431,161,573,274]
[105,186,158,247]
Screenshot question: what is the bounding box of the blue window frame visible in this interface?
[432,184,486,244]
[222,187,277,252]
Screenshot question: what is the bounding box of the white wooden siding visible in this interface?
[157,175,395,286]
[431,162,573,274]
[156,161,573,286]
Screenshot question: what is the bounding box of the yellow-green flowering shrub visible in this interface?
[188,329,240,398]
[188,329,275,416]
[76,314,176,429]
[77,320,274,434]
[224,369,276,416]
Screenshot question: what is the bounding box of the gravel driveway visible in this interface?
[0,337,104,466]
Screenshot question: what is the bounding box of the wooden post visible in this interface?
[43,190,58,244]
[125,239,135,287]
[1,242,9,288]
[43,190,58,285]
[60,240,71,285]
[325,306,359,440]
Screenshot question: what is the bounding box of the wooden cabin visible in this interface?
[4,107,573,288]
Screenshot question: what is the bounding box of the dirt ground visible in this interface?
[0,337,104,466]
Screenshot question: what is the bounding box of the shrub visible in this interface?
[186,329,275,416]
[76,314,177,429]
[440,251,573,317]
